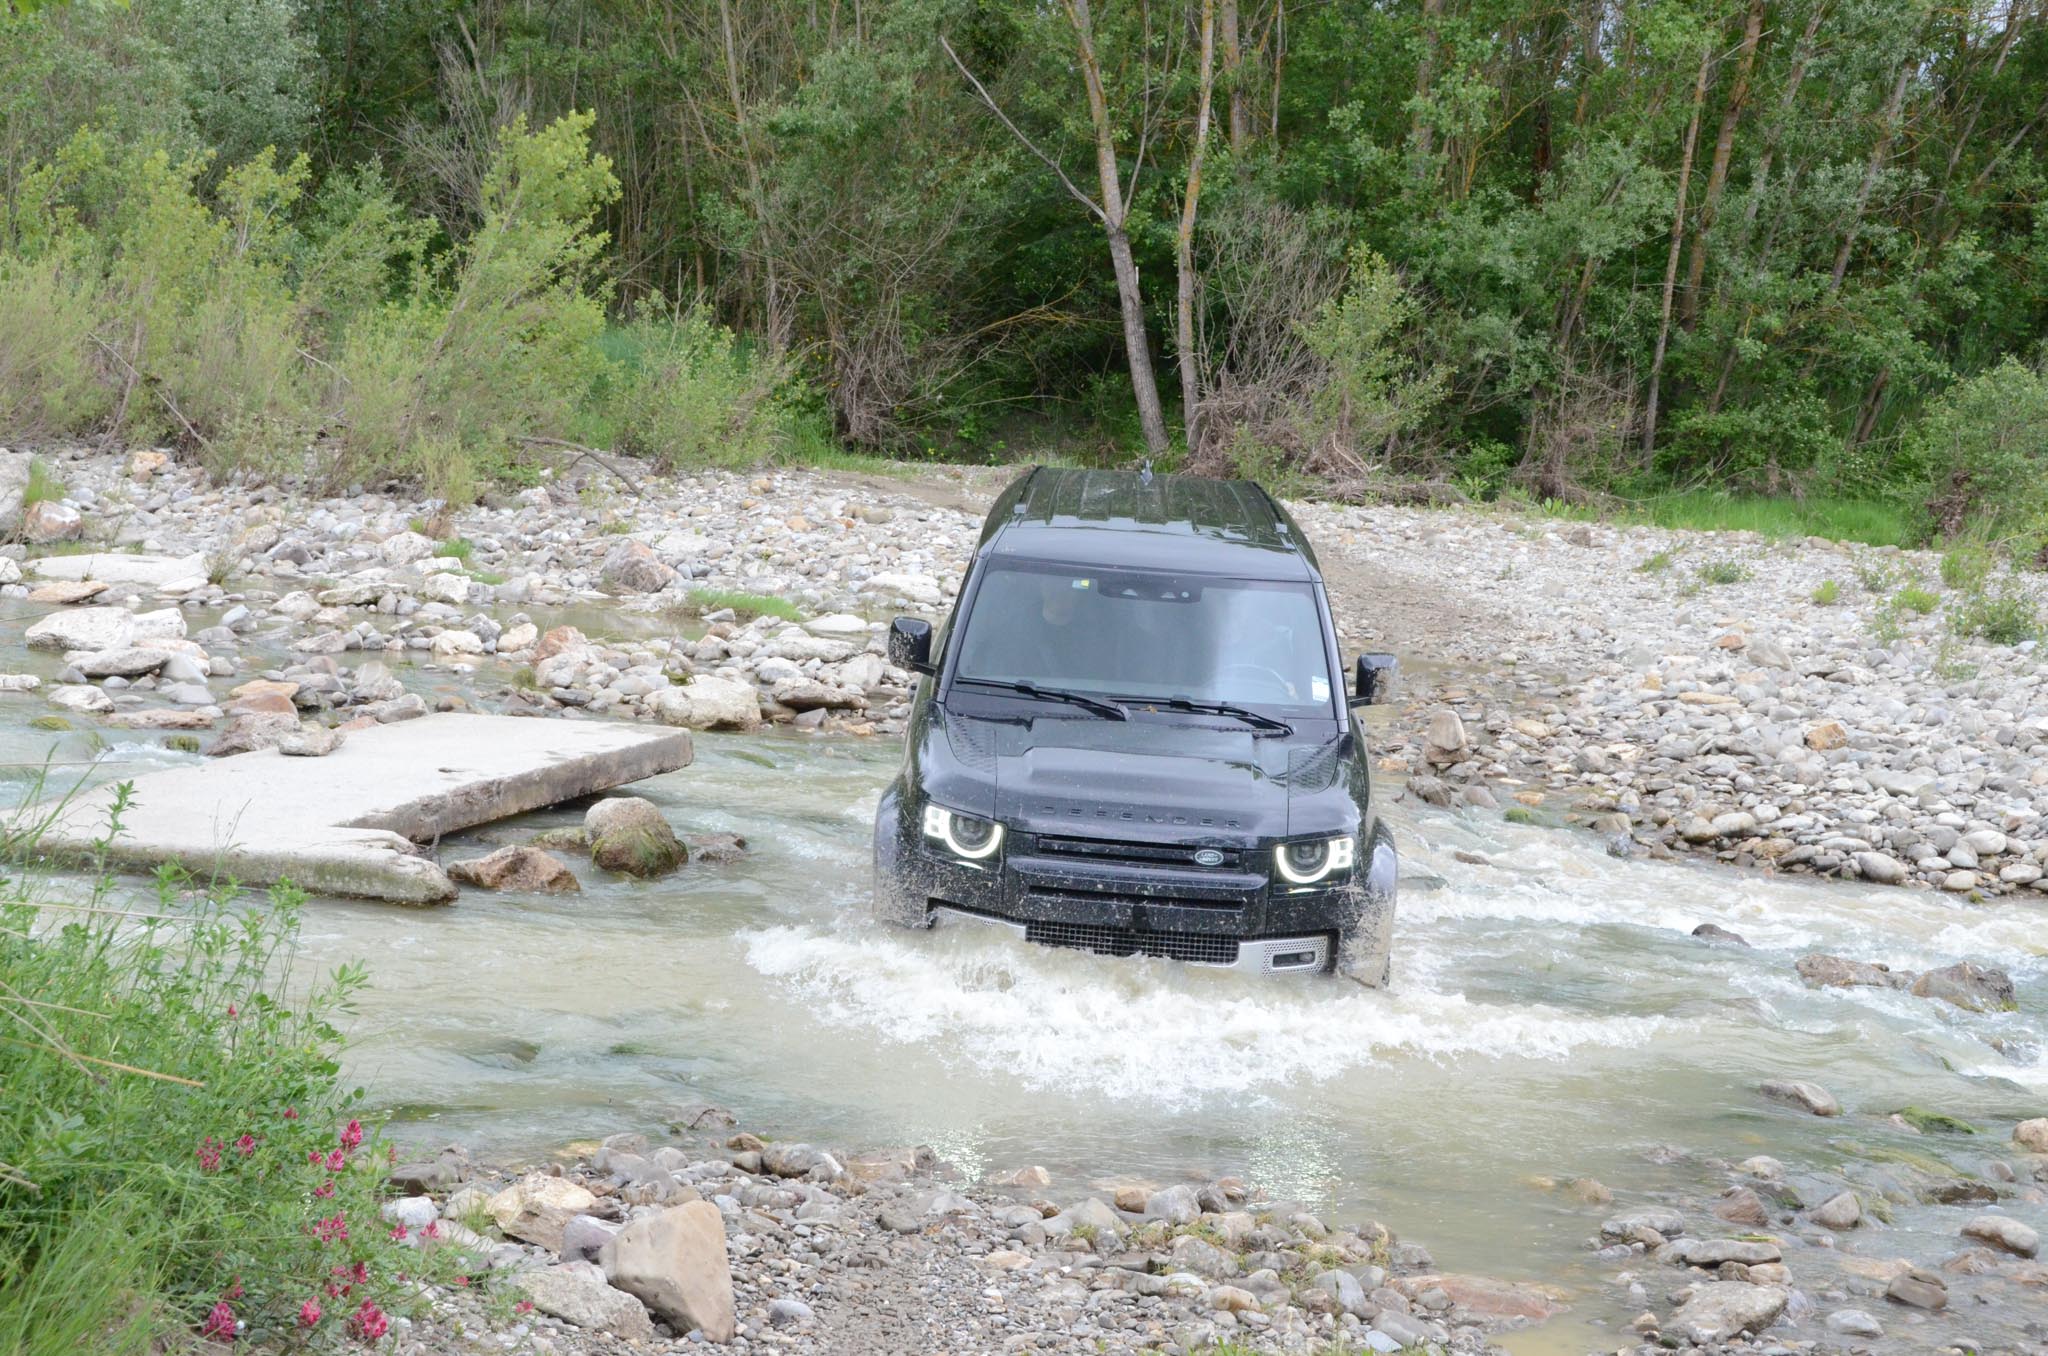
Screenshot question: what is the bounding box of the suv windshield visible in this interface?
[951,559,1336,717]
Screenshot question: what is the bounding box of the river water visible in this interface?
[6,646,2045,1351]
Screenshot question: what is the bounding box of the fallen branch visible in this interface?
[512,435,644,496]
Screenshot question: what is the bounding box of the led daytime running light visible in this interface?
[1275,834,1355,884]
[923,803,1004,860]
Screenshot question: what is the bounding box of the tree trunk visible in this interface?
[1641,41,1713,458]
[1411,0,1444,178]
[1681,0,1763,330]
[1829,59,1911,294]
[1068,0,1172,457]
[1177,0,1219,450]
[1222,0,1247,153]
[718,0,785,346]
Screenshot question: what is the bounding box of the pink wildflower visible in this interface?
[200,1301,236,1343]
[339,1119,364,1152]
[222,1279,244,1302]
[283,1106,300,1120]
[325,1147,348,1173]
[314,1179,336,1199]
[350,1261,369,1285]
[312,1212,349,1244]
[297,1299,322,1328]
[234,1134,257,1158]
[196,1137,224,1174]
[307,1149,324,1166]
[227,1004,237,1018]
[514,1301,533,1315]
[350,1300,388,1341]
[422,1220,441,1240]
[388,1223,408,1242]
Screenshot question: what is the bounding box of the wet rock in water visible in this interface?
[278,726,345,757]
[25,579,105,604]
[1046,1197,1125,1241]
[1811,1190,1861,1230]
[512,1262,655,1341]
[1760,1079,1841,1117]
[1423,709,1469,765]
[2015,1118,2048,1154]
[1713,1187,1769,1227]
[75,647,173,679]
[1825,1308,1884,1338]
[1672,1281,1788,1343]
[1885,1266,1948,1309]
[585,796,687,877]
[1910,961,2017,1012]
[448,845,580,894]
[1665,1237,1781,1268]
[1404,774,1455,808]
[486,1174,597,1252]
[649,675,762,731]
[1145,1183,1201,1225]
[1692,923,1750,947]
[1397,1273,1563,1322]
[600,539,676,594]
[599,1200,736,1341]
[685,832,747,865]
[1852,851,1908,884]
[1796,953,1911,989]
[1565,1176,1612,1206]
[528,826,589,853]
[1601,1207,1686,1241]
[27,605,183,653]
[1961,1213,2040,1257]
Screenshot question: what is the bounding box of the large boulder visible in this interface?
[511,1262,654,1340]
[22,501,82,544]
[649,676,762,732]
[204,710,302,758]
[598,1200,735,1341]
[1673,1282,1788,1343]
[585,797,687,877]
[448,846,580,893]
[1911,962,2016,1012]
[2014,1118,2048,1154]
[486,1174,597,1252]
[1796,953,1911,989]
[1961,1214,2040,1258]
[601,540,676,595]
[1760,1079,1840,1117]
[25,606,185,653]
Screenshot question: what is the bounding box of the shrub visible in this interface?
[1908,357,2048,540]
[22,457,65,508]
[1950,586,2042,645]
[1637,550,1675,574]
[0,786,448,1350]
[1940,544,1994,592]
[1812,579,1840,605]
[0,250,112,436]
[611,299,793,469]
[1893,586,1938,615]
[1696,559,1752,586]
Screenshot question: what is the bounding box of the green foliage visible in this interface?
[1812,580,1841,606]
[1636,550,1674,574]
[0,251,111,435]
[1908,359,2048,541]
[1940,545,1995,592]
[1296,246,1446,469]
[0,786,448,1349]
[609,301,794,469]
[22,457,64,508]
[682,588,803,623]
[1891,1107,1979,1135]
[1949,584,2042,646]
[1893,586,1938,616]
[1695,559,1753,587]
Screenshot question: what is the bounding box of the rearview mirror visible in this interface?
[1351,653,1396,707]
[888,616,934,673]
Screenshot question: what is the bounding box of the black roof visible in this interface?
[977,467,1319,580]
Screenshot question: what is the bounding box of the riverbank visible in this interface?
[3,443,2047,1353]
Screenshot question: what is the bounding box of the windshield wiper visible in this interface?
[954,677,1129,720]
[1152,695,1294,737]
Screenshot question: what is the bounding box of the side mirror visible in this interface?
[1351,653,1396,707]
[888,616,934,673]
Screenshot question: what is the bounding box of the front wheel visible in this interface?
[871,785,929,929]
[1336,828,1398,987]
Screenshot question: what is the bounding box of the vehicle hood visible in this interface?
[919,708,1348,844]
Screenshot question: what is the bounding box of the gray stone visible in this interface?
[1796,953,1910,989]
[1884,1267,1947,1309]
[598,1200,736,1341]
[1145,1184,1201,1226]
[1310,1268,1369,1318]
[1672,1282,1788,1343]
[648,675,762,731]
[1826,1309,1884,1338]
[30,551,207,588]
[560,1213,622,1264]
[1046,1197,1125,1240]
[1601,1207,1686,1240]
[586,796,687,877]
[26,606,185,653]
[1961,1213,2039,1257]
[1665,1238,1782,1268]
[1811,1191,1861,1230]
[1911,962,2017,1012]
[1760,1079,1841,1116]
[512,1263,654,1341]
[767,1297,815,1327]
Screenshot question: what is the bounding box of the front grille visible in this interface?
[1029,834,1246,870]
[1026,888,1243,914]
[1023,920,1240,966]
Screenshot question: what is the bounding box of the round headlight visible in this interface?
[1275,834,1356,884]
[949,814,996,853]
[922,803,1004,861]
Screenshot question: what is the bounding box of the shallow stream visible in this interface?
[6,639,2045,1351]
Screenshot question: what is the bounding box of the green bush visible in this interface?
[0,250,112,436]
[1940,544,1995,592]
[1696,559,1753,586]
[1893,586,1938,615]
[1908,358,2048,540]
[1949,586,2042,645]
[611,299,794,468]
[0,786,448,1350]
[1812,579,1840,605]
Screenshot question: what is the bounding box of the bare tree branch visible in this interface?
[939,33,1106,223]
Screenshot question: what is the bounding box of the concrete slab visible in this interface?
[33,714,692,904]
[29,552,208,589]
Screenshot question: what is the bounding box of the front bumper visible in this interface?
[876,795,1390,979]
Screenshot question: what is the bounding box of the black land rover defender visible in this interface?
[872,467,1399,984]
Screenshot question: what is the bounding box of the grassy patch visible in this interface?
[1639,492,1918,547]
[1893,585,1939,615]
[439,537,475,562]
[1811,579,1840,605]
[1950,586,2042,645]
[1636,550,1675,574]
[1695,558,1754,586]
[682,587,803,623]
[22,457,65,508]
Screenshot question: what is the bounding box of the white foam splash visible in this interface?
[740,922,1668,1108]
